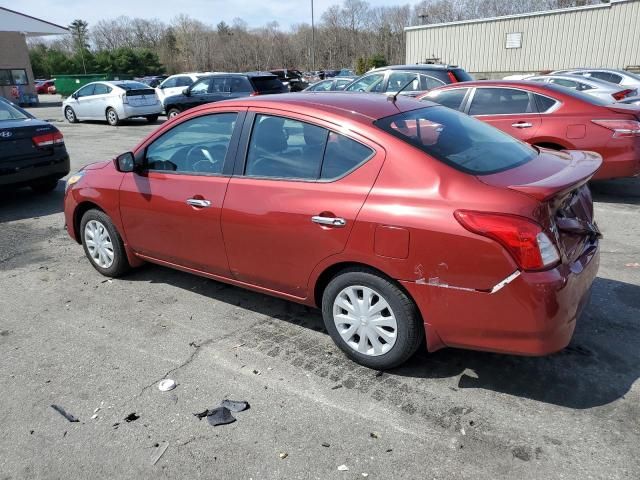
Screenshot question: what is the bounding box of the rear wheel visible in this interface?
[146,114,159,123]
[106,108,120,126]
[30,179,58,193]
[167,108,181,119]
[80,209,130,277]
[64,107,78,123]
[321,267,423,369]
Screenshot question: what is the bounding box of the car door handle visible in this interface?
[311,216,346,227]
[511,122,533,128]
[186,198,211,208]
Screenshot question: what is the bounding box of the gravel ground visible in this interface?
[0,98,638,479]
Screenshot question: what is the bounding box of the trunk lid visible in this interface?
[125,88,157,106]
[478,149,602,264]
[0,119,59,163]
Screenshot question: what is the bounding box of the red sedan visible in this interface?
[64,93,601,369]
[35,80,55,94]
[421,80,640,179]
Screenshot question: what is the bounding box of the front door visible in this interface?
[71,84,96,119]
[467,87,542,141]
[119,111,243,275]
[221,111,384,298]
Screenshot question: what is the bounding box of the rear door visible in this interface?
[466,87,542,140]
[221,110,384,298]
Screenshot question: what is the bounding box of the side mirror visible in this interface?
[114,152,137,173]
[157,84,164,89]
[182,88,190,96]
[72,93,78,99]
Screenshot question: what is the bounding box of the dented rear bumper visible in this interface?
[401,241,599,355]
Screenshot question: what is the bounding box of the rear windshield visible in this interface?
[117,81,153,90]
[0,99,30,120]
[251,76,284,92]
[375,106,536,175]
[543,83,611,106]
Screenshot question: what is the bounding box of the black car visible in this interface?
[0,97,70,193]
[269,69,309,92]
[343,64,473,97]
[164,73,287,118]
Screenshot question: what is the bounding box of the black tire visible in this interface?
[30,179,59,193]
[80,209,130,277]
[321,267,424,369]
[146,114,159,123]
[64,106,78,123]
[106,108,120,126]
[167,108,181,119]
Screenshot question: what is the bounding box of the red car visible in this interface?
[35,80,55,94]
[64,93,601,369]
[421,80,640,179]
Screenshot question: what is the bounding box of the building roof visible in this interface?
[0,7,68,36]
[405,0,633,32]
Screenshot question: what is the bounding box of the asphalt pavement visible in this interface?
[0,97,638,479]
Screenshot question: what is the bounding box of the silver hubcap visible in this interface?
[169,111,177,118]
[332,285,397,356]
[84,220,114,269]
[108,110,117,123]
[66,109,74,121]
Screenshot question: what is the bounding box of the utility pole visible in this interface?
[311,0,316,72]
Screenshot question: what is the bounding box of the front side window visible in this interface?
[375,106,536,175]
[386,72,421,92]
[469,88,534,115]
[161,77,177,88]
[589,71,622,84]
[549,78,579,89]
[335,79,352,90]
[145,113,237,174]
[309,80,333,91]
[76,84,95,98]
[177,76,195,87]
[245,114,373,181]
[345,73,384,92]
[190,78,211,94]
[93,84,111,95]
[424,88,468,111]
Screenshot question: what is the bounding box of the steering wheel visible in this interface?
[186,145,220,173]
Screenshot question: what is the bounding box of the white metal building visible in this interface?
[405,0,640,78]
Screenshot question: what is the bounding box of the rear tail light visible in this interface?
[447,71,458,83]
[612,89,635,101]
[121,93,129,104]
[32,131,64,147]
[592,119,640,137]
[249,91,260,96]
[454,210,560,271]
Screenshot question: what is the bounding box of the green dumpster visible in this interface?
[54,74,134,97]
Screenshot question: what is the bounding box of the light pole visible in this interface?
[311,0,316,72]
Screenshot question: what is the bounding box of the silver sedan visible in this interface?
[527,74,637,102]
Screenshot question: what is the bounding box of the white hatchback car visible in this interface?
[155,73,217,107]
[62,81,162,126]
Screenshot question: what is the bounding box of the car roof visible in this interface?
[188,92,430,124]
[529,74,620,89]
[370,64,460,73]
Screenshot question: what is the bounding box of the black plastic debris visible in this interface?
[221,399,250,412]
[124,412,140,423]
[206,407,236,426]
[51,404,79,422]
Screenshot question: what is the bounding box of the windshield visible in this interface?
[0,99,30,120]
[375,106,537,175]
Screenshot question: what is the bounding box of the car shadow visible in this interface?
[591,177,640,205]
[0,182,64,223]
[78,118,166,128]
[123,264,639,409]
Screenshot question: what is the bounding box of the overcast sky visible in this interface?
[10,0,407,29]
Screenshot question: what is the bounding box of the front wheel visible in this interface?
[106,108,120,126]
[167,108,181,119]
[80,209,130,277]
[321,267,424,369]
[64,107,78,123]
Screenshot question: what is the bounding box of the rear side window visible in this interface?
[375,106,536,175]
[424,88,468,110]
[469,88,534,115]
[245,114,372,181]
[589,71,622,84]
[229,76,252,93]
[533,94,558,113]
[544,83,611,106]
[251,76,284,92]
